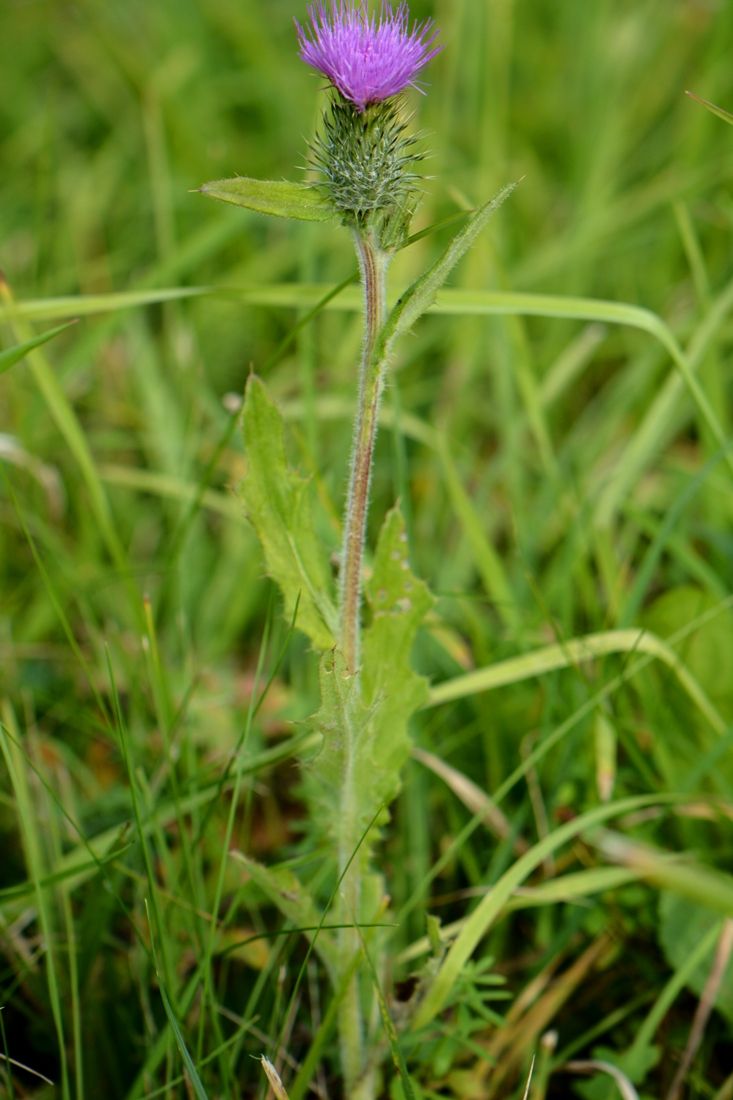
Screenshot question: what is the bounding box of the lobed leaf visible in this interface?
[198,176,334,222]
[361,508,434,793]
[306,509,433,862]
[307,646,366,849]
[240,375,337,649]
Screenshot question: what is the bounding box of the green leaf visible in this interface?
[378,182,518,353]
[624,907,722,1079]
[0,320,76,375]
[361,508,434,789]
[659,893,733,1021]
[686,90,733,126]
[198,177,334,222]
[642,587,733,718]
[240,375,337,649]
[590,1046,659,1089]
[426,625,726,737]
[359,931,418,1100]
[306,508,433,861]
[411,794,673,1029]
[157,984,210,1100]
[230,853,336,983]
[307,648,367,851]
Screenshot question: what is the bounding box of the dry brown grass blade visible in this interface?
[413,746,529,853]
[480,935,612,1097]
[521,1056,536,1100]
[261,1056,291,1100]
[521,732,554,874]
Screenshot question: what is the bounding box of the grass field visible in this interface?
[2,0,733,1096]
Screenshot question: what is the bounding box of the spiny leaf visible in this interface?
[361,508,434,789]
[240,375,337,649]
[306,508,433,862]
[0,320,76,375]
[306,647,364,843]
[198,177,334,222]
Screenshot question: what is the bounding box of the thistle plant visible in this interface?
[297,0,440,677]
[199,3,515,1094]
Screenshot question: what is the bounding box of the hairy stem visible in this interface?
[339,231,391,677]
[338,699,364,1092]
[337,230,391,1096]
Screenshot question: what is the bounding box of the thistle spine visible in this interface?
[313,94,422,250]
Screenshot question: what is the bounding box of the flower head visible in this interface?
[296,1,441,113]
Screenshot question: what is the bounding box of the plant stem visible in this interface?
[339,230,391,677]
[336,229,391,1096]
[337,692,364,1090]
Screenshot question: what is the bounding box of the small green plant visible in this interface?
[200,3,514,1094]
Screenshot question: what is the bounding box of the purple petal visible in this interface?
[296,1,441,111]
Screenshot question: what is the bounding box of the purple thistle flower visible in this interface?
[296,1,441,113]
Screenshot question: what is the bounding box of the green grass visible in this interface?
[1,0,733,1096]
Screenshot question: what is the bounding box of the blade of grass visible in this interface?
[437,434,519,633]
[0,281,712,329]
[105,648,176,1001]
[359,935,417,1100]
[10,277,731,507]
[196,595,274,1076]
[0,705,71,1100]
[412,793,676,1028]
[0,320,76,374]
[0,279,141,624]
[594,275,733,526]
[400,602,733,933]
[426,626,727,736]
[157,983,210,1100]
[594,833,733,916]
[398,866,641,966]
[624,921,723,1080]
[685,90,733,126]
[0,731,315,909]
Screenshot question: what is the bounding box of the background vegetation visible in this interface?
[1,0,733,1096]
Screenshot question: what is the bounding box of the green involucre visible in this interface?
[312,95,422,248]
